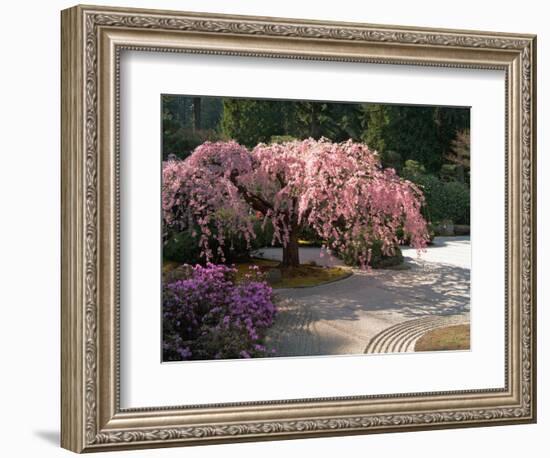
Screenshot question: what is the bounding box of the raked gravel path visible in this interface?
[258,236,471,357]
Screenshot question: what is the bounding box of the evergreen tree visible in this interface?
[361,104,389,153]
[163,95,470,175]
[291,101,363,141]
[221,99,291,147]
[443,128,470,183]
[360,104,469,173]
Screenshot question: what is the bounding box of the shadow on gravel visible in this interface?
[277,260,470,322]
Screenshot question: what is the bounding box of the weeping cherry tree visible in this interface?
[162,138,429,268]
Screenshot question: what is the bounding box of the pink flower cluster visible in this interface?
[163,138,429,267]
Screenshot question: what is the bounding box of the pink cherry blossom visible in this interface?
[163,138,429,268]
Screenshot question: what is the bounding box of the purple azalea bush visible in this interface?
[162,263,277,361]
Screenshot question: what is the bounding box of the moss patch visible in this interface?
[236,259,350,288]
[163,260,180,273]
[163,258,351,289]
[415,324,470,352]
[298,239,316,246]
[234,258,279,278]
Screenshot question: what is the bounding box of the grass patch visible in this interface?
[234,258,279,278]
[163,260,180,273]
[236,258,351,288]
[163,258,351,288]
[298,239,317,246]
[274,265,350,288]
[415,324,470,352]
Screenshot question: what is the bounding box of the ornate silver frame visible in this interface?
[61,4,537,453]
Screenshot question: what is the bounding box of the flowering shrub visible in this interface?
[163,138,429,268]
[162,263,276,361]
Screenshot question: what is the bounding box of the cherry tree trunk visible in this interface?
[282,230,300,267]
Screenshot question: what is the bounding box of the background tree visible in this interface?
[162,95,192,158]
[162,95,223,159]
[221,99,292,147]
[192,97,202,131]
[360,104,388,152]
[164,95,470,174]
[163,139,429,268]
[358,104,470,173]
[442,128,470,183]
[291,101,363,141]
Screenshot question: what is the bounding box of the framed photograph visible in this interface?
[61,4,537,453]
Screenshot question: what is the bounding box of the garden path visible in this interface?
[258,236,471,356]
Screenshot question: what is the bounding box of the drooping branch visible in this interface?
[162,138,429,268]
[229,171,273,215]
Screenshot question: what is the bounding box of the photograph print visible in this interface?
[161,95,471,362]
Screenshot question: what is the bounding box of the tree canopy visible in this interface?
[162,139,429,268]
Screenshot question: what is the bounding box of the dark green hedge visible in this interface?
[339,239,404,269]
[163,219,276,265]
[402,161,470,225]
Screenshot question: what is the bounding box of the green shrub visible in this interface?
[163,230,203,264]
[402,159,426,178]
[439,163,465,183]
[402,166,470,225]
[164,227,251,265]
[164,218,278,265]
[438,181,470,224]
[250,218,277,249]
[297,225,323,247]
[396,222,436,245]
[370,243,404,269]
[380,150,403,171]
[163,128,222,160]
[339,239,403,269]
